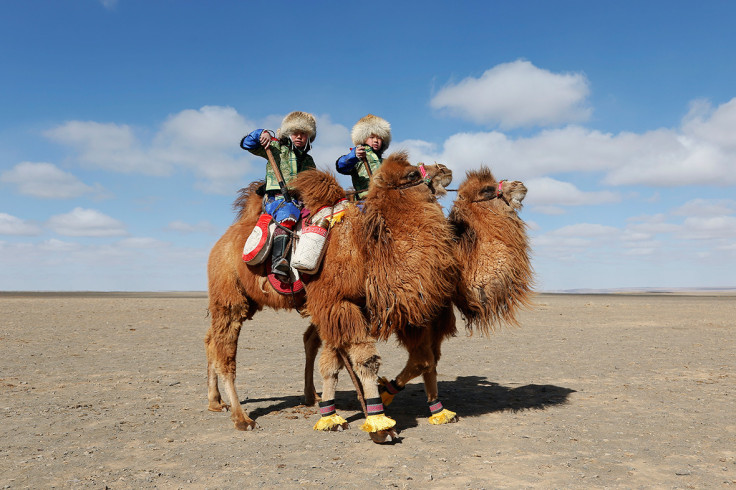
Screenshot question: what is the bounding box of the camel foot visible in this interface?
[428,408,458,425]
[360,414,396,433]
[369,428,399,444]
[304,391,322,406]
[313,414,349,431]
[234,419,257,431]
[208,401,230,412]
[378,377,402,407]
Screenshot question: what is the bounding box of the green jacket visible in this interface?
[335,146,383,199]
[243,131,316,192]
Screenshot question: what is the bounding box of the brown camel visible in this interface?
[302,166,533,425]
[205,152,456,438]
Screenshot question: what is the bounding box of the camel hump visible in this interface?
[233,180,267,222]
[292,169,347,212]
[369,151,412,189]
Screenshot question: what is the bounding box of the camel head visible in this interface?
[292,169,348,212]
[369,151,452,200]
[456,167,526,216]
[418,163,453,197]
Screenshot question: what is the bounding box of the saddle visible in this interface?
[244,199,350,296]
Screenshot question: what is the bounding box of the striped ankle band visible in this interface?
[318,400,336,416]
[365,397,384,415]
[385,379,403,395]
[428,399,444,414]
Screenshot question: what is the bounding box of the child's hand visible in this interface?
[259,131,272,149]
[355,145,366,160]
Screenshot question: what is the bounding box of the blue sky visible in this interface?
[2,1,735,291]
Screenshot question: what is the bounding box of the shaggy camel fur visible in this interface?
[449,168,533,331]
[297,153,457,438]
[205,152,455,437]
[302,167,533,424]
[378,168,533,415]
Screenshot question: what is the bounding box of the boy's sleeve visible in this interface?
[240,129,270,157]
[335,147,359,174]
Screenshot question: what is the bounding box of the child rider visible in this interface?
[335,114,391,200]
[240,111,317,277]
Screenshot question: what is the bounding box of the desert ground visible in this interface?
[1,291,734,488]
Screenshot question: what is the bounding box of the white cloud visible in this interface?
[309,114,352,177]
[156,105,251,150]
[402,96,736,189]
[680,215,736,240]
[0,238,208,291]
[1,162,101,199]
[43,107,280,194]
[672,198,736,217]
[682,98,736,151]
[44,121,162,175]
[47,207,127,237]
[550,223,620,238]
[627,214,681,235]
[99,0,118,9]
[38,239,79,252]
[525,177,620,208]
[0,213,42,236]
[430,60,591,128]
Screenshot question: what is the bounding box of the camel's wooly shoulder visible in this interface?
[361,152,459,339]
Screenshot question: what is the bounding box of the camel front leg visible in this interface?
[379,330,434,406]
[303,323,322,406]
[313,346,349,431]
[345,341,397,441]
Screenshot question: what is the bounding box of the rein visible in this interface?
[393,163,434,191]
[462,180,509,204]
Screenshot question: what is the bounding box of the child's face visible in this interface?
[364,134,383,152]
[290,131,309,148]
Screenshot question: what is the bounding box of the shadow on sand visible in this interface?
[243,375,575,429]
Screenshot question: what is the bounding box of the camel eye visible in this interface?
[480,185,496,198]
[406,170,420,181]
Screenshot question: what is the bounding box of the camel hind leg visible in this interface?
[205,303,257,431]
[303,323,322,406]
[381,306,458,424]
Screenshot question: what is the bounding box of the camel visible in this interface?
[301,166,533,425]
[205,152,456,440]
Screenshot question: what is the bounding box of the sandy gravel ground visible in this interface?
[1,291,734,488]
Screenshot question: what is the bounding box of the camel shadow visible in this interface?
[241,375,575,429]
[383,375,576,430]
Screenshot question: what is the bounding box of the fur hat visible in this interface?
[351,114,391,150]
[277,111,317,142]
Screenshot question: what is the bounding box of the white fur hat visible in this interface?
[277,111,317,142]
[351,114,391,150]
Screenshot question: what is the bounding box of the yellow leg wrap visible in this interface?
[380,390,395,406]
[428,408,457,425]
[378,377,398,406]
[313,414,349,431]
[360,414,396,433]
